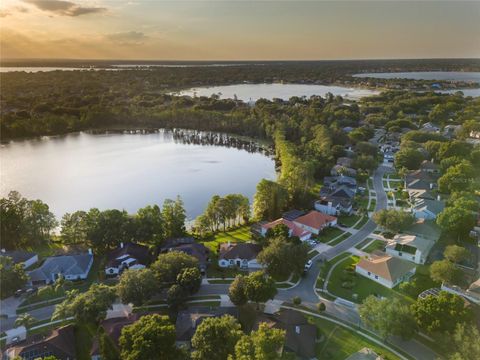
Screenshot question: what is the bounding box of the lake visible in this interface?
[0,131,276,220]
[353,71,480,82]
[176,83,379,102]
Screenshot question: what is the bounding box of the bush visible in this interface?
[317,302,326,312]
[292,296,302,305]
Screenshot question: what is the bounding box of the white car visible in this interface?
[304,260,313,271]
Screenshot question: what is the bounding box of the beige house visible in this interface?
[385,234,435,264]
[355,251,416,288]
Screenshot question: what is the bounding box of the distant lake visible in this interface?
[353,71,480,82]
[0,67,114,73]
[0,131,276,220]
[176,83,379,102]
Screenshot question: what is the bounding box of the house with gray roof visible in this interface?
[412,198,445,220]
[28,253,93,286]
[0,250,38,269]
[218,243,262,269]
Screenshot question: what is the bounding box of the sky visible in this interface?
[0,0,479,60]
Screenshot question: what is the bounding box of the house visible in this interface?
[261,218,312,241]
[315,186,355,216]
[419,160,439,174]
[331,164,357,177]
[355,251,416,288]
[412,198,445,220]
[0,250,38,269]
[28,253,93,286]
[405,218,441,241]
[253,310,317,359]
[4,325,76,360]
[385,234,435,264]
[337,157,354,168]
[441,278,480,305]
[91,313,141,359]
[443,125,461,139]
[218,243,262,269]
[407,189,436,201]
[346,347,384,360]
[175,307,238,347]
[160,237,210,273]
[293,210,337,235]
[105,242,151,276]
[324,175,357,191]
[405,170,438,191]
[282,209,306,221]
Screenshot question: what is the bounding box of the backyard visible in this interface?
[362,240,386,253]
[201,225,252,254]
[317,227,346,243]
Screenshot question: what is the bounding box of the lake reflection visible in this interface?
[0,131,276,220]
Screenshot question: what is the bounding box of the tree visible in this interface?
[0,256,28,298]
[244,271,277,308]
[60,211,88,244]
[444,245,468,264]
[230,322,285,360]
[85,208,131,254]
[135,205,164,245]
[438,160,474,194]
[394,148,425,170]
[437,206,476,238]
[52,284,116,323]
[257,237,308,279]
[14,313,36,329]
[166,284,188,308]
[359,296,417,339]
[117,269,157,306]
[253,179,288,221]
[411,291,472,334]
[151,251,198,286]
[317,302,326,312]
[162,196,186,239]
[176,267,202,295]
[372,209,414,233]
[120,314,183,360]
[449,323,480,360]
[429,260,460,284]
[228,275,248,307]
[191,315,243,360]
[265,224,290,239]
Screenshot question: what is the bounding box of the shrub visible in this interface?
[292,296,302,305]
[317,302,326,312]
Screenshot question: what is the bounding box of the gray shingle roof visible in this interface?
[28,254,93,282]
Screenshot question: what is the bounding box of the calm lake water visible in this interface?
[353,71,480,82]
[176,83,379,102]
[0,131,276,220]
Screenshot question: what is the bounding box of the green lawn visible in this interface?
[353,217,369,230]
[329,233,351,246]
[363,240,386,253]
[308,316,402,360]
[316,253,351,289]
[327,256,413,304]
[318,227,345,243]
[308,250,319,259]
[354,196,369,210]
[368,199,377,212]
[382,180,389,189]
[206,261,248,278]
[389,180,403,189]
[338,214,361,227]
[24,241,64,260]
[201,225,253,254]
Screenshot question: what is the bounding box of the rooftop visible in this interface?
[356,251,416,282]
[218,242,262,261]
[28,253,93,282]
[294,210,337,230]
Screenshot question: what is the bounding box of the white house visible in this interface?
[28,253,93,286]
[218,243,262,269]
[292,210,337,235]
[104,242,151,276]
[385,234,435,264]
[412,198,445,220]
[0,250,38,269]
[441,278,480,305]
[355,251,416,288]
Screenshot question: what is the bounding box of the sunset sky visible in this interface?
[1,0,479,60]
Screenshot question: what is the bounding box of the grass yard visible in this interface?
[368,199,377,212]
[338,214,361,228]
[327,256,413,304]
[318,227,345,243]
[353,217,369,230]
[354,196,369,210]
[206,262,247,278]
[310,180,324,197]
[201,225,252,254]
[308,250,319,259]
[382,180,389,189]
[363,240,386,253]
[309,316,402,360]
[316,253,350,289]
[329,233,351,246]
[368,178,374,189]
[389,180,403,189]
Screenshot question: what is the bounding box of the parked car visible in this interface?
[304,260,313,271]
[14,289,25,298]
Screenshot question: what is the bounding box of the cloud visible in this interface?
[105,31,147,45]
[22,0,106,17]
[0,6,29,17]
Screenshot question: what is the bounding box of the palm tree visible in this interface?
[15,313,36,329]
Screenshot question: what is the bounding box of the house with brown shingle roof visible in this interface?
[293,210,337,235]
[260,218,312,241]
[355,251,416,288]
[218,243,263,269]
